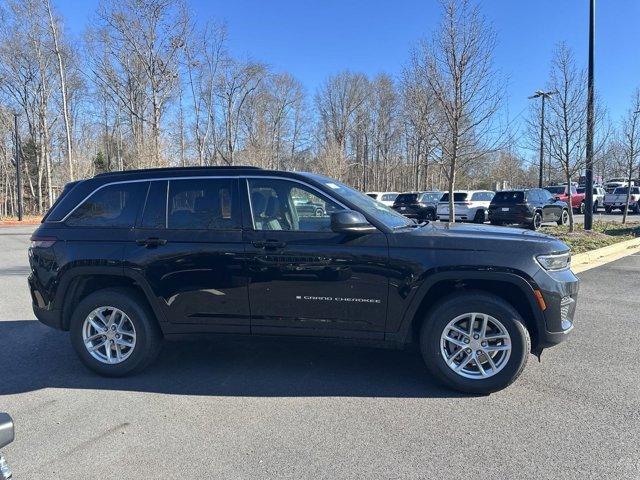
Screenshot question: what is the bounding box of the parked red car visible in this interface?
[544,185,586,214]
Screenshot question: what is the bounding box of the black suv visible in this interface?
[392,191,442,222]
[489,189,570,230]
[28,167,578,393]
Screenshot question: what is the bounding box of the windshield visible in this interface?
[545,186,566,194]
[302,173,414,229]
[492,191,524,203]
[614,187,640,194]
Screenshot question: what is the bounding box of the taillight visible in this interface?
[30,236,57,248]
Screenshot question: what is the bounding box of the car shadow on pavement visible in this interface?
[0,320,467,398]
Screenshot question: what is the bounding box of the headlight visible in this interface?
[536,252,571,271]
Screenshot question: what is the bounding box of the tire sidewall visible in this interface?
[70,289,159,376]
[420,294,529,394]
[532,212,542,230]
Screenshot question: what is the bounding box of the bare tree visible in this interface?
[315,71,369,180]
[619,89,640,224]
[424,0,504,222]
[45,0,74,180]
[216,59,265,165]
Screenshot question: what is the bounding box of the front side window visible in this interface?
[248,179,342,232]
[167,178,239,230]
[66,182,147,228]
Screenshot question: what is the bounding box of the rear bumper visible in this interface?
[32,303,63,330]
[28,274,63,330]
[488,211,533,223]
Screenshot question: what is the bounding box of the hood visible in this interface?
[396,221,569,255]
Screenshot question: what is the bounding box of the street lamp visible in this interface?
[529,90,558,188]
[584,0,595,230]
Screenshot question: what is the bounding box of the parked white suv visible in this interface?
[437,190,495,223]
[365,191,399,207]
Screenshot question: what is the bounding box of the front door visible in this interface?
[243,177,389,338]
[125,178,250,333]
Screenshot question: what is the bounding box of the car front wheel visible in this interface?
[420,292,530,394]
[70,288,163,376]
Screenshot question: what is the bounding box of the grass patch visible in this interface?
[543,221,640,254]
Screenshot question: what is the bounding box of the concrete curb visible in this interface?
[572,237,640,273]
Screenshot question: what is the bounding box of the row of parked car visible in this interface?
[366,183,640,230]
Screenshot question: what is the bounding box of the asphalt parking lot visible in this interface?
[1,225,638,479]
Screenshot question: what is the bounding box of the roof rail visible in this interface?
[95,165,262,177]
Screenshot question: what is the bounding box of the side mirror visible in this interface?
[331,210,377,235]
[0,413,14,449]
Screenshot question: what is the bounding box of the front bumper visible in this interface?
[533,267,579,348]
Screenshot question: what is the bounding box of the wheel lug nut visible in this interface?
[473,334,479,340]
[116,334,120,339]
[464,338,470,344]
[481,341,487,347]
[465,348,472,353]
[476,350,482,356]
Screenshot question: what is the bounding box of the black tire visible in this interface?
[579,202,585,214]
[604,206,612,214]
[635,203,640,214]
[489,220,502,226]
[530,211,542,230]
[473,209,486,224]
[70,288,163,376]
[592,201,598,213]
[425,208,437,221]
[419,291,530,394]
[557,209,569,226]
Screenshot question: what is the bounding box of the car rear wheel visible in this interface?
[419,292,530,394]
[557,209,569,226]
[473,209,486,224]
[70,288,162,376]
[592,201,598,213]
[531,211,542,230]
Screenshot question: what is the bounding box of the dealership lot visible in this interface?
[1,225,638,479]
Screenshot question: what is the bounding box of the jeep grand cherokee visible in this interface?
[28,166,578,393]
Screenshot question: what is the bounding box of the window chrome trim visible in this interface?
[244,175,349,232]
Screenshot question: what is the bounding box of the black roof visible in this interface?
[94,165,261,178]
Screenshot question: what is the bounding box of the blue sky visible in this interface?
[58,0,640,135]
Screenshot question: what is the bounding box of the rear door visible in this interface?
[125,177,250,333]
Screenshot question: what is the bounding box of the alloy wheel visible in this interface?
[440,312,512,380]
[82,306,137,364]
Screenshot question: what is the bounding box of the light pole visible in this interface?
[584,0,595,230]
[529,90,557,188]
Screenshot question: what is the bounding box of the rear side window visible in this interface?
[440,193,468,202]
[381,193,398,202]
[472,192,493,201]
[141,181,167,229]
[168,178,239,230]
[493,191,524,203]
[66,182,147,228]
